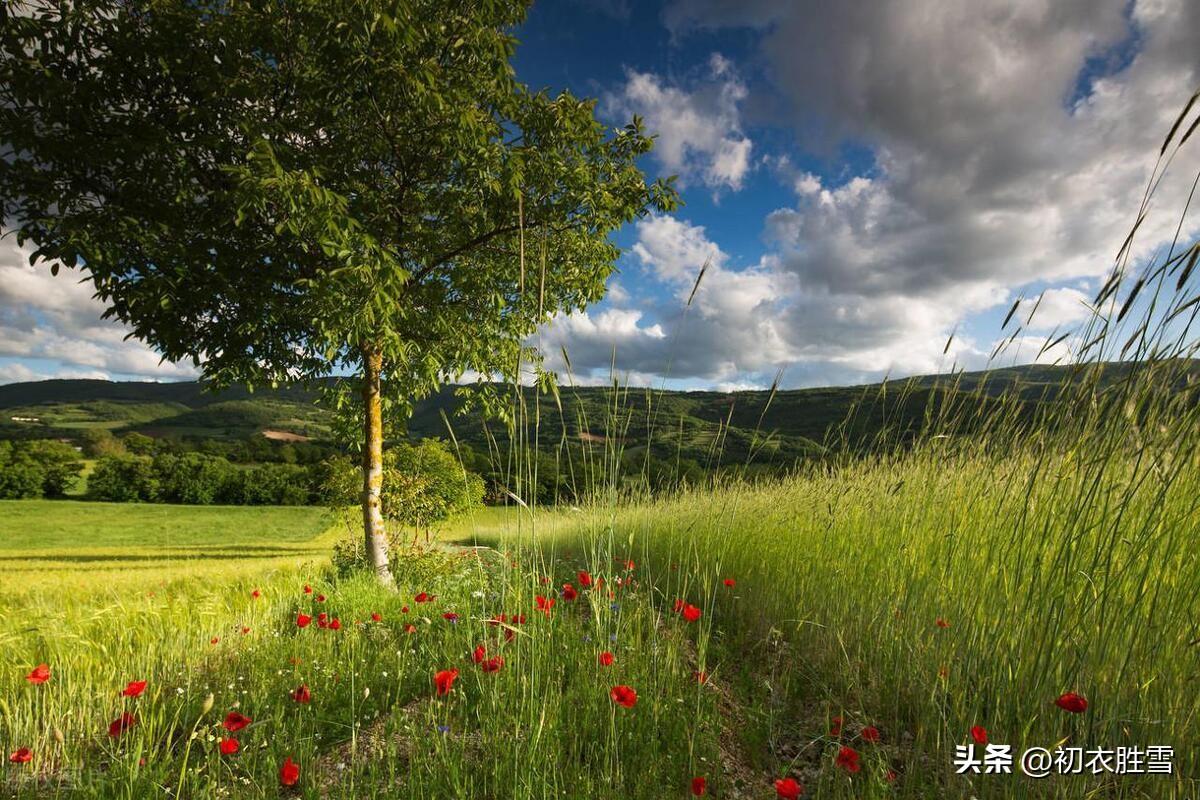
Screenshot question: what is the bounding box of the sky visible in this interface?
[2,0,1199,390]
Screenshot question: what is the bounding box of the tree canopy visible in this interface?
[1,0,677,580]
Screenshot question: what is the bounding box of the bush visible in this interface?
[0,440,84,498]
[88,455,160,502]
[152,453,238,504]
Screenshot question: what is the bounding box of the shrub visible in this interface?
[152,453,238,504]
[0,440,84,498]
[88,455,159,502]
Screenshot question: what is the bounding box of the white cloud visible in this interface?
[606,54,753,192]
[0,240,199,382]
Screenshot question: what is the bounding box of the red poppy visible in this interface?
[304,584,313,594]
[401,605,409,613]
[473,645,487,664]
[970,725,988,745]
[370,612,382,622]
[561,583,578,601]
[775,777,803,799]
[599,651,614,666]
[241,626,251,635]
[693,670,709,684]
[251,589,261,599]
[624,560,635,570]
[511,614,527,624]
[121,680,147,698]
[291,684,311,704]
[938,665,949,679]
[481,656,504,673]
[673,599,685,612]
[935,618,950,629]
[691,776,707,796]
[219,738,239,755]
[415,592,432,603]
[404,624,418,634]
[435,668,459,696]
[488,614,507,626]
[8,748,32,764]
[681,604,702,623]
[830,715,843,736]
[886,769,898,783]
[442,612,459,622]
[223,712,252,732]
[279,756,300,787]
[610,685,637,708]
[861,725,880,743]
[210,637,219,645]
[723,578,736,588]
[1055,692,1088,713]
[296,613,312,628]
[108,712,136,738]
[539,576,550,585]
[25,663,50,685]
[578,570,593,588]
[535,595,555,615]
[316,594,326,603]
[835,745,861,773]
[329,618,342,631]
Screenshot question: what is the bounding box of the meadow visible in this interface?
[2,388,1197,800]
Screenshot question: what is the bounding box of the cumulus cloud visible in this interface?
[606,53,753,193]
[0,239,198,383]
[539,0,1200,387]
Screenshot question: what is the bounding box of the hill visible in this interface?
[2,362,1193,472]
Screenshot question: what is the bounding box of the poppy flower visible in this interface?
[316,594,326,603]
[673,599,685,612]
[473,645,487,664]
[442,612,459,622]
[535,595,555,615]
[108,712,136,738]
[886,769,898,784]
[296,613,312,628]
[578,570,593,588]
[511,614,526,624]
[481,657,504,673]
[291,684,311,704]
[830,715,843,736]
[835,745,861,773]
[610,685,637,708]
[723,578,736,588]
[775,777,803,798]
[691,776,707,796]
[562,583,578,601]
[241,626,251,635]
[8,748,32,764]
[938,665,949,679]
[121,680,147,698]
[1055,692,1088,713]
[251,589,261,599]
[25,664,50,685]
[370,612,382,622]
[935,618,950,629]
[435,668,459,696]
[223,712,252,732]
[279,756,300,787]
[488,614,507,626]
[329,618,342,631]
[693,670,709,684]
[219,738,239,755]
[404,624,417,634]
[304,584,313,594]
[599,651,614,666]
[624,560,635,570]
[861,725,880,743]
[415,592,432,603]
[681,604,702,623]
[970,725,988,745]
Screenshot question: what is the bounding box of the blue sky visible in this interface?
[2,0,1198,389]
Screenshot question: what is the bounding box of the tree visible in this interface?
[0,1,676,583]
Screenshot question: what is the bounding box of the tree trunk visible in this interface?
[361,347,393,585]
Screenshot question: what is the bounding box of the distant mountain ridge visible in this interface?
[2,362,1195,468]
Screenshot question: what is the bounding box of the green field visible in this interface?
[2,411,1197,800]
